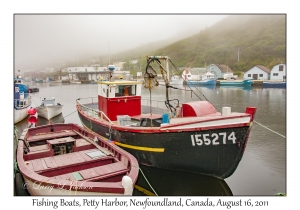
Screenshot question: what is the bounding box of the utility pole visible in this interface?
[238,48,240,63]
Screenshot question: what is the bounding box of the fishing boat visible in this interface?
[43,78,50,83]
[36,98,63,120]
[183,71,217,85]
[159,75,183,85]
[14,74,32,124]
[220,78,253,87]
[35,78,43,83]
[51,79,62,83]
[28,86,39,93]
[76,56,257,179]
[223,73,238,80]
[14,84,32,124]
[14,75,29,93]
[70,79,81,84]
[169,75,184,85]
[185,79,216,85]
[262,81,286,89]
[16,123,139,196]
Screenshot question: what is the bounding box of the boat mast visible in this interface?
[108,41,110,65]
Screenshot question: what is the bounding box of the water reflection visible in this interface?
[36,113,65,126]
[186,84,217,90]
[219,86,253,90]
[133,165,232,196]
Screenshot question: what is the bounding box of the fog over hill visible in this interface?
[15,14,227,71]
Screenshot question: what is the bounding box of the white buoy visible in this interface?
[121,175,133,195]
[222,107,231,116]
[94,136,98,143]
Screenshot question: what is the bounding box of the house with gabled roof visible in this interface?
[243,65,270,80]
[270,64,286,81]
[206,64,233,79]
[181,68,206,80]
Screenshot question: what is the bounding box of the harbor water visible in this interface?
[14,82,286,196]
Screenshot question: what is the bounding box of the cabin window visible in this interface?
[279,65,284,71]
[259,74,263,77]
[273,73,278,76]
[19,100,26,107]
[248,74,251,77]
[116,85,136,96]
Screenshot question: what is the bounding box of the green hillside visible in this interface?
[116,15,286,74]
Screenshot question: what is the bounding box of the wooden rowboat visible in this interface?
[16,123,139,196]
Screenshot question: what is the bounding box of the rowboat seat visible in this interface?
[27,130,78,143]
[52,161,129,182]
[25,149,115,176]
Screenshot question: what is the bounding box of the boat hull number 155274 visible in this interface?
[191,132,237,146]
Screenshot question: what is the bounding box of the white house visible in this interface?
[113,61,125,70]
[67,66,107,73]
[270,64,286,81]
[243,65,270,80]
[181,68,206,81]
[130,59,140,64]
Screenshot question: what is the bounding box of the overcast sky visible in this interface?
[14,14,227,71]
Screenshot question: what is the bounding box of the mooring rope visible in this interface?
[49,110,78,124]
[138,167,158,196]
[254,120,286,139]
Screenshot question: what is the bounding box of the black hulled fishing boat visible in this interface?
[76,56,257,179]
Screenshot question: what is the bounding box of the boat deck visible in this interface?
[22,128,130,182]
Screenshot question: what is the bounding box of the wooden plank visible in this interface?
[59,173,76,181]
[47,137,75,145]
[76,138,92,147]
[78,168,98,180]
[31,159,44,171]
[93,162,127,176]
[72,152,86,163]
[44,157,58,168]
[29,145,49,152]
[61,153,75,165]
[53,155,65,167]
[41,159,49,170]
[78,150,94,161]
[68,153,83,164]
[53,175,62,180]
[27,131,77,142]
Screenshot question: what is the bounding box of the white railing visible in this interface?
[76,97,113,124]
[141,99,179,111]
[14,95,32,109]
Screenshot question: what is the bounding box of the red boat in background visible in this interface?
[17,123,139,196]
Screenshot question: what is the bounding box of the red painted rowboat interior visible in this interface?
[17,123,139,195]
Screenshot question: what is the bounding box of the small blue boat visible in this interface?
[262,81,286,89]
[220,79,253,87]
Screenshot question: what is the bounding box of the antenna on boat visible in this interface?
[108,41,110,65]
[107,41,115,81]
